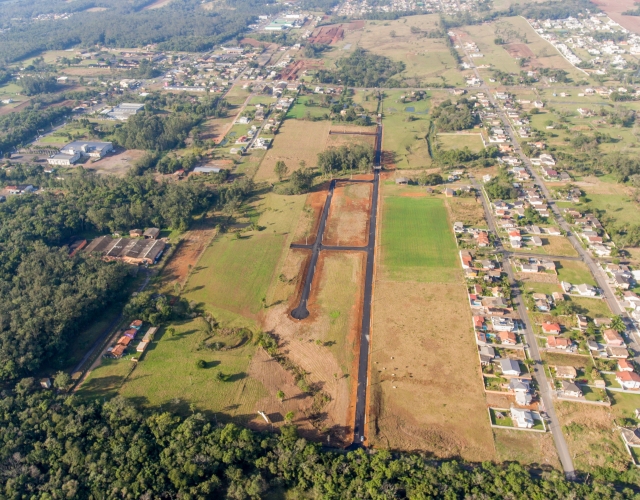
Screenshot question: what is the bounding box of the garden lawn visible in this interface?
[381,196,459,282]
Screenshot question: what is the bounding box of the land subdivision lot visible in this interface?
[493,430,561,469]
[255,120,332,182]
[446,196,488,228]
[436,133,485,153]
[380,190,459,282]
[369,184,494,460]
[86,149,147,177]
[324,180,372,247]
[555,260,597,286]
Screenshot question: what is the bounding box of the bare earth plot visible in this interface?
[368,187,495,460]
[324,181,372,247]
[85,149,147,177]
[255,120,332,182]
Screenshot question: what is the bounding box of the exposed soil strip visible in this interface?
[290,119,383,448]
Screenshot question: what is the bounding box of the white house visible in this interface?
[511,407,535,428]
[617,371,640,390]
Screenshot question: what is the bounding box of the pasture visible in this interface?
[380,195,459,282]
[555,260,597,286]
[436,133,485,152]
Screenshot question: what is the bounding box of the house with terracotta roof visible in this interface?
[603,329,624,347]
[617,371,640,390]
[498,331,517,345]
[619,359,634,372]
[541,322,561,334]
[547,336,571,349]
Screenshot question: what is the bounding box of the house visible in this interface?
[110,344,126,358]
[143,327,158,343]
[129,229,143,238]
[40,378,52,389]
[498,331,517,345]
[594,317,612,327]
[143,228,161,239]
[547,336,572,349]
[491,316,515,332]
[480,345,495,359]
[576,315,589,331]
[618,359,634,372]
[444,188,455,197]
[612,273,632,290]
[531,236,543,247]
[552,292,564,302]
[541,323,561,334]
[453,222,465,233]
[511,407,535,428]
[607,346,629,359]
[473,316,485,330]
[617,371,640,390]
[473,284,483,295]
[499,358,521,376]
[603,329,624,346]
[561,380,582,397]
[476,232,490,247]
[136,341,149,353]
[460,251,473,269]
[555,366,577,379]
[508,230,522,241]
[624,291,640,309]
[509,378,532,393]
[7,185,36,195]
[575,283,597,297]
[117,336,133,347]
[395,177,409,185]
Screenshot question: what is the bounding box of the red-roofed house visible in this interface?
[542,323,561,334]
[604,329,624,347]
[473,316,485,329]
[618,359,634,372]
[616,371,640,390]
[547,336,571,349]
[499,331,517,345]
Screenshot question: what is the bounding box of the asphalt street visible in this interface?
[462,46,577,478]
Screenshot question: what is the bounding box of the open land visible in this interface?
[324,181,372,247]
[255,120,332,182]
[368,182,494,460]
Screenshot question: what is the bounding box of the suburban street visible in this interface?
[462,47,577,478]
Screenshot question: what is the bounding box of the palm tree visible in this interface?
[611,315,626,333]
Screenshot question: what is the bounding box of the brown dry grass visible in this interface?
[493,430,561,469]
[545,236,579,257]
[291,187,329,245]
[324,181,371,247]
[555,401,631,471]
[255,120,332,182]
[157,218,218,293]
[325,133,376,149]
[445,196,487,227]
[261,251,365,444]
[368,281,496,461]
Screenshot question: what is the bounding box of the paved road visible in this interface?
[71,268,152,382]
[460,42,578,477]
[473,179,577,479]
[289,121,382,447]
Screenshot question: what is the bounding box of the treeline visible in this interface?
[317,144,374,175]
[1,389,638,498]
[317,48,405,88]
[0,0,280,64]
[432,98,478,132]
[0,170,233,380]
[18,75,58,96]
[0,102,71,154]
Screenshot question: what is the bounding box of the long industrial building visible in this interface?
[84,235,165,265]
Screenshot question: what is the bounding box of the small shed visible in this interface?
[129,229,143,237]
[143,228,160,240]
[395,177,409,185]
[40,378,52,389]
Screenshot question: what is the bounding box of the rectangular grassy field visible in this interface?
[381,196,458,282]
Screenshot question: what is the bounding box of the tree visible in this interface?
[276,390,285,403]
[284,411,295,424]
[196,359,206,369]
[53,371,71,390]
[611,315,626,333]
[274,160,289,181]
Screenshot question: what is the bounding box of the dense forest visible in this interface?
[317,144,374,175]
[0,0,279,64]
[1,388,638,498]
[0,101,71,154]
[317,48,405,88]
[0,169,239,380]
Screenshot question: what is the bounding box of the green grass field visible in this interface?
[555,260,597,286]
[436,133,484,152]
[286,96,329,120]
[381,195,459,282]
